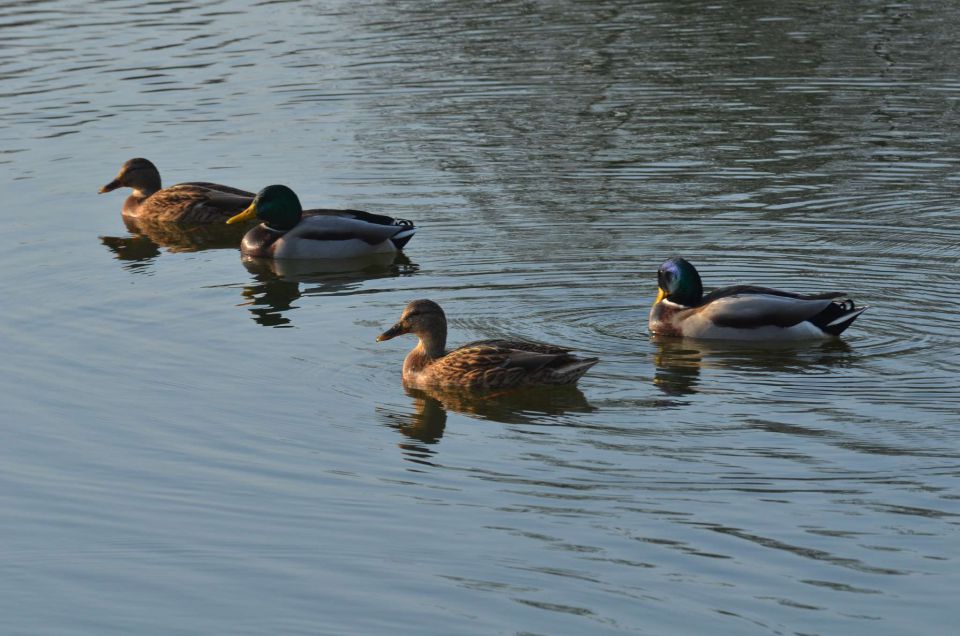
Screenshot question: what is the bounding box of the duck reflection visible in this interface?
[380,384,596,462]
[240,253,417,327]
[100,214,253,273]
[652,337,704,397]
[651,336,854,397]
[99,233,162,270]
[101,214,250,259]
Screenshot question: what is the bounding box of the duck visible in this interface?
[226,184,416,259]
[649,256,868,340]
[377,299,599,389]
[99,158,256,223]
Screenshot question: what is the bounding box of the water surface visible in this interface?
[1,1,958,634]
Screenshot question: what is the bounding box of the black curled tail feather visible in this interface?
[809,299,868,336]
[390,226,417,250]
[335,209,415,249]
[344,209,415,228]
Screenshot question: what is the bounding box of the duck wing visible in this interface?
[180,182,256,197]
[452,340,582,372]
[304,208,415,227]
[427,340,597,388]
[698,291,844,329]
[702,285,845,302]
[146,184,254,221]
[201,190,256,210]
[467,339,573,355]
[290,214,414,245]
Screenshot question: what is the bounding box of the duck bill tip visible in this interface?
[226,202,257,225]
[377,324,404,342]
[98,179,121,194]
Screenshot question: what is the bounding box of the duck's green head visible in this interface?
[656,256,703,306]
[227,184,303,230]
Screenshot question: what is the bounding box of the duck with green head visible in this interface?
[99,158,256,223]
[649,256,868,340]
[377,299,599,389]
[226,184,416,259]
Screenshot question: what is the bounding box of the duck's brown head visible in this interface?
[99,158,161,196]
[377,299,447,342]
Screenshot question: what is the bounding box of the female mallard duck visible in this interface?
[649,257,868,340]
[226,184,416,259]
[99,158,256,223]
[377,299,599,389]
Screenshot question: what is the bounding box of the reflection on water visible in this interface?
[380,384,596,462]
[99,214,250,273]
[239,254,417,327]
[379,389,448,464]
[651,336,855,397]
[99,224,418,326]
[99,234,162,270]
[105,214,251,253]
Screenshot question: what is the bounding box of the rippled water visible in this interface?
[2,1,958,634]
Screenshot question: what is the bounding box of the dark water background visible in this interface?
[1,1,958,634]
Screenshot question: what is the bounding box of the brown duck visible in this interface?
[377,299,599,389]
[99,157,255,223]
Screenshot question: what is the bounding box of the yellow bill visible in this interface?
[655,288,666,304]
[226,201,258,225]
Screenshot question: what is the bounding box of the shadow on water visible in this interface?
[651,336,856,397]
[239,254,418,327]
[379,384,596,463]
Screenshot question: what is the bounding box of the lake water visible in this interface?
[1,0,958,634]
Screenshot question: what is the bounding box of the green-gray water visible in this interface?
[1,1,958,634]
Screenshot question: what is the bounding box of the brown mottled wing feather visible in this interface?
[140,184,253,223]
[429,341,589,389]
[429,344,538,388]
[203,190,256,209]
[465,339,572,355]
[180,182,256,197]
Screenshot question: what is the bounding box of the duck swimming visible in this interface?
[377,299,599,389]
[99,158,255,223]
[226,184,415,259]
[649,257,868,340]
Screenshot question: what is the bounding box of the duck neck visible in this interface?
[417,330,446,360]
[134,172,162,198]
[403,336,443,380]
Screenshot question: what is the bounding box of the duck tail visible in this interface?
[553,357,600,384]
[810,299,869,336]
[390,226,417,250]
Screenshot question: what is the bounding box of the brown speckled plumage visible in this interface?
[377,300,599,389]
[99,158,254,223]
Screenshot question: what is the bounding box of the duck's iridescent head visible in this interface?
[377,299,447,342]
[99,157,161,196]
[656,256,703,306]
[227,184,303,231]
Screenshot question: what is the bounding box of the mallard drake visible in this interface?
[99,158,255,223]
[226,184,416,259]
[377,299,599,389]
[649,256,868,340]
